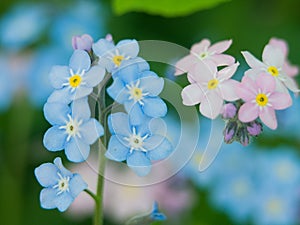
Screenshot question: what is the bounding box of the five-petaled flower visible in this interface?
[43,98,104,162]
[242,42,298,93]
[181,62,240,119]
[107,64,167,125]
[92,38,148,74]
[237,74,292,130]
[175,39,235,76]
[105,112,172,176]
[34,157,87,212]
[47,49,105,104]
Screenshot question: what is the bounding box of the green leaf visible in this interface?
[112,0,231,17]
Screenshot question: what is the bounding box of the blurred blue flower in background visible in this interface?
[0,55,14,111]
[27,46,69,107]
[50,0,105,52]
[0,4,48,51]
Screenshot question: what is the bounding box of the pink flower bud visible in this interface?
[222,103,237,119]
[72,34,93,51]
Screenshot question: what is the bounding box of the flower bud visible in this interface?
[222,103,237,119]
[72,34,93,51]
[223,121,237,144]
[237,128,249,146]
[105,33,113,42]
[247,121,263,136]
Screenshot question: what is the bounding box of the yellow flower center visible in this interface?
[267,66,279,77]
[69,75,82,88]
[130,87,143,101]
[207,79,219,90]
[112,55,124,67]
[256,93,268,107]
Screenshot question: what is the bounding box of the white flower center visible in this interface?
[126,80,149,105]
[124,127,148,153]
[53,172,70,195]
[59,114,82,141]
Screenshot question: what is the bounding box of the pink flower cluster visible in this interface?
[175,37,298,144]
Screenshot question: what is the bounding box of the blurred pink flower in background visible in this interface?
[67,156,195,223]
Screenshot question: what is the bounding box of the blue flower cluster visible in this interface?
[92,37,173,176]
[185,138,300,225]
[35,35,173,213]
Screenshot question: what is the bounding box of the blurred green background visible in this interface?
[0,0,300,225]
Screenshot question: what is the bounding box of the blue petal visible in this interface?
[84,65,105,87]
[127,151,151,176]
[80,118,104,145]
[135,117,151,137]
[54,192,73,212]
[105,135,129,162]
[71,86,93,101]
[116,39,139,58]
[34,163,59,187]
[69,174,87,198]
[71,97,91,121]
[118,57,150,76]
[143,97,167,118]
[125,101,148,126]
[139,76,164,96]
[139,70,158,79]
[49,65,69,89]
[69,50,91,72]
[43,126,67,151]
[65,138,90,162]
[146,137,172,161]
[114,63,140,84]
[151,201,167,221]
[40,188,57,210]
[108,112,131,136]
[53,157,73,177]
[106,77,128,103]
[47,88,72,104]
[92,38,115,57]
[43,102,70,125]
[98,57,115,73]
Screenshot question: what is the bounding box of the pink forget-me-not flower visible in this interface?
[237,74,292,130]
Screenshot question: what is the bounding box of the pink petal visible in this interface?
[283,76,299,93]
[275,78,289,93]
[210,54,235,67]
[191,39,211,53]
[181,83,205,106]
[259,107,277,130]
[269,38,288,57]
[236,76,257,101]
[199,91,223,119]
[262,45,284,68]
[219,79,240,101]
[242,51,265,69]
[238,102,259,122]
[188,60,215,83]
[283,62,299,77]
[174,55,198,76]
[269,92,292,110]
[209,39,232,54]
[244,68,263,80]
[218,62,240,80]
[255,73,276,93]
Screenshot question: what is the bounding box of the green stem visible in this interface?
[93,72,112,225]
[84,189,98,202]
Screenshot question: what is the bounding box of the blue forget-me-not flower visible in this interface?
[34,157,87,212]
[43,98,104,162]
[92,38,149,74]
[107,64,167,125]
[47,50,105,104]
[105,112,172,176]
